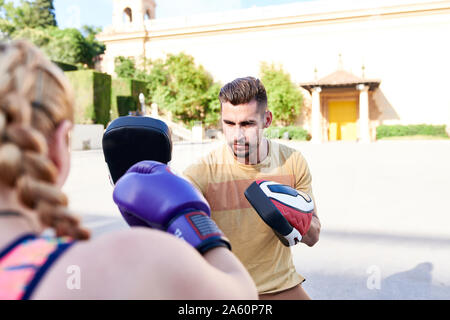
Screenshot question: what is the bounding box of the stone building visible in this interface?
[97,0,450,142]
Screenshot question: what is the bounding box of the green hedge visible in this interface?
[111,78,148,119]
[116,96,136,117]
[376,124,448,139]
[53,60,78,71]
[64,70,111,127]
[93,72,111,127]
[264,126,311,141]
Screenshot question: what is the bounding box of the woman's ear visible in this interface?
[48,120,72,187]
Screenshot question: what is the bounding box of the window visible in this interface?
[144,9,152,21]
[123,7,132,23]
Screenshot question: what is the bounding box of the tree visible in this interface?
[115,53,222,128]
[114,56,137,79]
[10,26,50,47]
[32,0,57,27]
[45,27,91,66]
[0,0,56,36]
[260,62,303,126]
[0,1,104,67]
[151,53,220,128]
[0,0,20,36]
[203,82,221,127]
[81,25,106,68]
[11,26,105,67]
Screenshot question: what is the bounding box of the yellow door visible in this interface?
[328,100,358,141]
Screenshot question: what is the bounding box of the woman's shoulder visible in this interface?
[31,228,201,299]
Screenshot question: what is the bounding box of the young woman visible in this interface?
[0,40,257,300]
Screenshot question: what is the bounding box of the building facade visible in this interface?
[97,0,450,142]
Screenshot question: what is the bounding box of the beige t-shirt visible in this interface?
[182,139,315,294]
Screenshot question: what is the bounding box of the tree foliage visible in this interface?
[10,26,105,67]
[81,25,106,67]
[114,53,221,128]
[0,1,105,67]
[30,0,57,27]
[260,62,303,126]
[114,56,137,79]
[0,0,56,34]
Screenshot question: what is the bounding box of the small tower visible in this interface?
[112,0,156,28]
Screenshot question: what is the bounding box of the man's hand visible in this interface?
[300,213,321,247]
[244,180,314,246]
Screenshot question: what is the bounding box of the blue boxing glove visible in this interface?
[113,160,231,254]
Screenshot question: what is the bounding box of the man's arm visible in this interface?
[294,153,321,247]
[301,208,321,247]
[144,230,258,299]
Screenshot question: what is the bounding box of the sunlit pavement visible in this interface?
[64,139,450,299]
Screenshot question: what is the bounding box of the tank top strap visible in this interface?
[0,232,75,300]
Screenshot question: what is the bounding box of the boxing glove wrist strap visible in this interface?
[166,209,232,254]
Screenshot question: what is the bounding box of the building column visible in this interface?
[357,84,370,143]
[311,87,322,143]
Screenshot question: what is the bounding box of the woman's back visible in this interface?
[1,224,256,300]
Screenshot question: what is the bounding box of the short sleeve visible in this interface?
[182,162,208,195]
[293,152,312,193]
[293,152,318,216]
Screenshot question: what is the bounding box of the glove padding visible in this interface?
[244,180,314,246]
[113,160,231,254]
[103,116,172,185]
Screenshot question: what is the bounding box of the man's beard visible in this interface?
[229,139,261,163]
[232,143,251,158]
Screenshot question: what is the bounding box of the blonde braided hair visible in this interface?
[0,40,89,240]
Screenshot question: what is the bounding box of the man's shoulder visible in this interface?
[183,142,227,174]
[195,141,228,166]
[204,141,228,162]
[270,139,304,159]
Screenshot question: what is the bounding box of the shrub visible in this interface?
[64,70,111,127]
[115,56,136,79]
[53,60,77,71]
[264,126,311,141]
[111,78,148,119]
[93,72,111,127]
[376,124,448,139]
[264,127,282,139]
[116,96,136,116]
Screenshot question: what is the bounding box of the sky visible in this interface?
[50,0,315,30]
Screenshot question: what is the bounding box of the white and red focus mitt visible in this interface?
[244,180,314,246]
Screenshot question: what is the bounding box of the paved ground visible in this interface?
[63,139,450,299]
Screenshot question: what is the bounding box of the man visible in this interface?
[183,77,321,300]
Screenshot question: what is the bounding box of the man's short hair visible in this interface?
[219,77,267,111]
